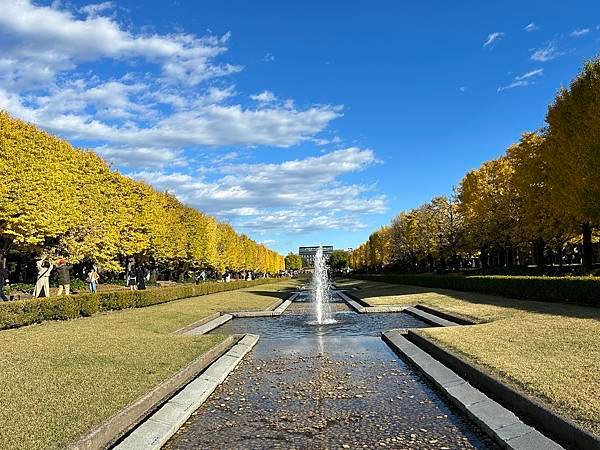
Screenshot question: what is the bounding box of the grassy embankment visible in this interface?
[0,279,298,450]
[336,278,600,435]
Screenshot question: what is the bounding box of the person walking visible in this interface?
[135,265,146,290]
[33,256,53,298]
[56,259,73,296]
[0,265,9,301]
[127,267,137,291]
[88,266,99,293]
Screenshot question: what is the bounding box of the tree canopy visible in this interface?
[350,57,600,272]
[0,112,284,274]
[284,253,303,270]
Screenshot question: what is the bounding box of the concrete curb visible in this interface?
[337,291,408,314]
[114,334,260,450]
[69,336,240,450]
[182,314,233,335]
[231,294,296,318]
[406,331,600,450]
[171,312,222,335]
[413,304,477,325]
[404,306,460,327]
[264,298,284,311]
[382,330,565,450]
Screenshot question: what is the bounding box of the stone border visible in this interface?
[406,331,600,450]
[383,330,565,450]
[413,304,477,325]
[231,294,296,318]
[339,289,476,325]
[171,312,223,335]
[182,314,233,335]
[403,306,460,327]
[179,294,298,334]
[337,291,408,314]
[70,335,240,450]
[114,334,260,450]
[171,291,297,335]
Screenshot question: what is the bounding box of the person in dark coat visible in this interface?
[0,266,9,301]
[135,265,147,290]
[56,259,73,296]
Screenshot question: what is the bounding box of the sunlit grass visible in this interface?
[343,278,600,434]
[0,280,298,450]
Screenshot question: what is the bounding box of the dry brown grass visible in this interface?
[0,279,298,449]
[340,277,600,435]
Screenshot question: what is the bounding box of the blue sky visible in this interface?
[1,1,599,255]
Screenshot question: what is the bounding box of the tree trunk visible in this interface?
[480,247,488,269]
[582,222,593,270]
[505,246,513,268]
[557,245,564,267]
[498,249,505,268]
[533,238,545,269]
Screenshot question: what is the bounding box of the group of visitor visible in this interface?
[0,259,267,302]
[126,265,148,291]
[0,256,102,300]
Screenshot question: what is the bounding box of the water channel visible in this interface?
[164,290,498,449]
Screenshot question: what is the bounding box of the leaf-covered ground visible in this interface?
[0,280,298,450]
[337,278,600,435]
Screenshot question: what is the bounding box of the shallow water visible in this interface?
[165,303,499,450]
[208,310,429,339]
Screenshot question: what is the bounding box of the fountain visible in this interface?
[310,246,336,324]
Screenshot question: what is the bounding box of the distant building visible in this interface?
[299,246,333,268]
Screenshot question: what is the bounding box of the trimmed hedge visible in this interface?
[351,274,600,306]
[0,279,284,331]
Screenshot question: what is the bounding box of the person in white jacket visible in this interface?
[33,256,53,298]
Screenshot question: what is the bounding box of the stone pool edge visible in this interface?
[69,335,241,450]
[403,331,600,450]
[172,292,297,336]
[113,334,260,450]
[337,290,408,314]
[382,329,566,450]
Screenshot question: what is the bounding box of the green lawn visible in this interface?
[0,279,298,450]
[337,278,600,435]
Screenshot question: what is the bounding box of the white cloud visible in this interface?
[0,1,378,239]
[497,80,530,92]
[524,23,539,32]
[498,68,543,92]
[2,96,342,151]
[129,148,386,233]
[483,32,505,47]
[80,2,115,17]
[515,68,543,80]
[0,0,240,88]
[250,90,277,103]
[95,145,187,168]
[530,42,563,61]
[0,1,343,169]
[570,28,590,37]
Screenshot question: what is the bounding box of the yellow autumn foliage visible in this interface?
[0,112,284,273]
[351,57,600,271]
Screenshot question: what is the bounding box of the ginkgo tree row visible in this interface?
[351,57,600,273]
[0,112,284,275]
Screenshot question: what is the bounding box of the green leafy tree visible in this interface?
[329,249,349,270]
[284,252,302,270]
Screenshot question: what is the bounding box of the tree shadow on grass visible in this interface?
[344,279,600,321]
[244,289,294,300]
